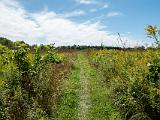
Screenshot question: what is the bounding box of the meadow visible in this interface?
[0,26,160,120]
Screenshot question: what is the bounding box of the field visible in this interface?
[1,0,160,119]
[0,40,160,120]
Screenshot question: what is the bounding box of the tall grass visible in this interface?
[0,44,71,120]
[90,49,160,120]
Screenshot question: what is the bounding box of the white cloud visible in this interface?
[74,0,95,4]
[102,4,109,9]
[89,9,97,12]
[127,32,131,34]
[0,0,140,47]
[107,12,123,17]
[59,10,86,18]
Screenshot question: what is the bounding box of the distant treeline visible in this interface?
[0,37,15,49]
[0,37,30,49]
[56,45,146,51]
[56,45,122,50]
[0,37,152,51]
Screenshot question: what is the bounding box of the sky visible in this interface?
[0,0,160,47]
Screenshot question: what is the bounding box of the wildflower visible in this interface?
[147,62,151,67]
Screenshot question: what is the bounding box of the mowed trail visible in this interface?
[58,52,121,120]
[77,53,121,120]
[78,54,91,120]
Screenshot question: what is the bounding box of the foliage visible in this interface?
[146,25,160,47]
[90,49,160,120]
[0,44,63,119]
[0,37,14,49]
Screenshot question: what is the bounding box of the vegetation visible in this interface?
[89,49,160,120]
[146,25,160,47]
[0,25,160,120]
[0,42,66,119]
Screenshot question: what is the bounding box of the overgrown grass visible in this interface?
[57,54,80,120]
[88,55,121,120]
[1,42,160,120]
[89,49,160,120]
[0,45,69,119]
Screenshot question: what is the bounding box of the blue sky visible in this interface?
[0,0,160,46]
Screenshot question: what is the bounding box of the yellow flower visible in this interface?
[39,117,45,120]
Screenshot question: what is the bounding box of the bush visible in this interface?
[90,49,160,120]
[0,45,62,119]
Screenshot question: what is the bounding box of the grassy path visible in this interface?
[58,53,121,120]
[89,65,121,120]
[57,55,80,120]
[78,54,91,120]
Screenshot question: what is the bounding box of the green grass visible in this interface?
[57,52,121,120]
[83,55,121,120]
[89,68,122,120]
[57,55,81,120]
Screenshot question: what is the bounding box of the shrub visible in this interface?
[0,45,62,119]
